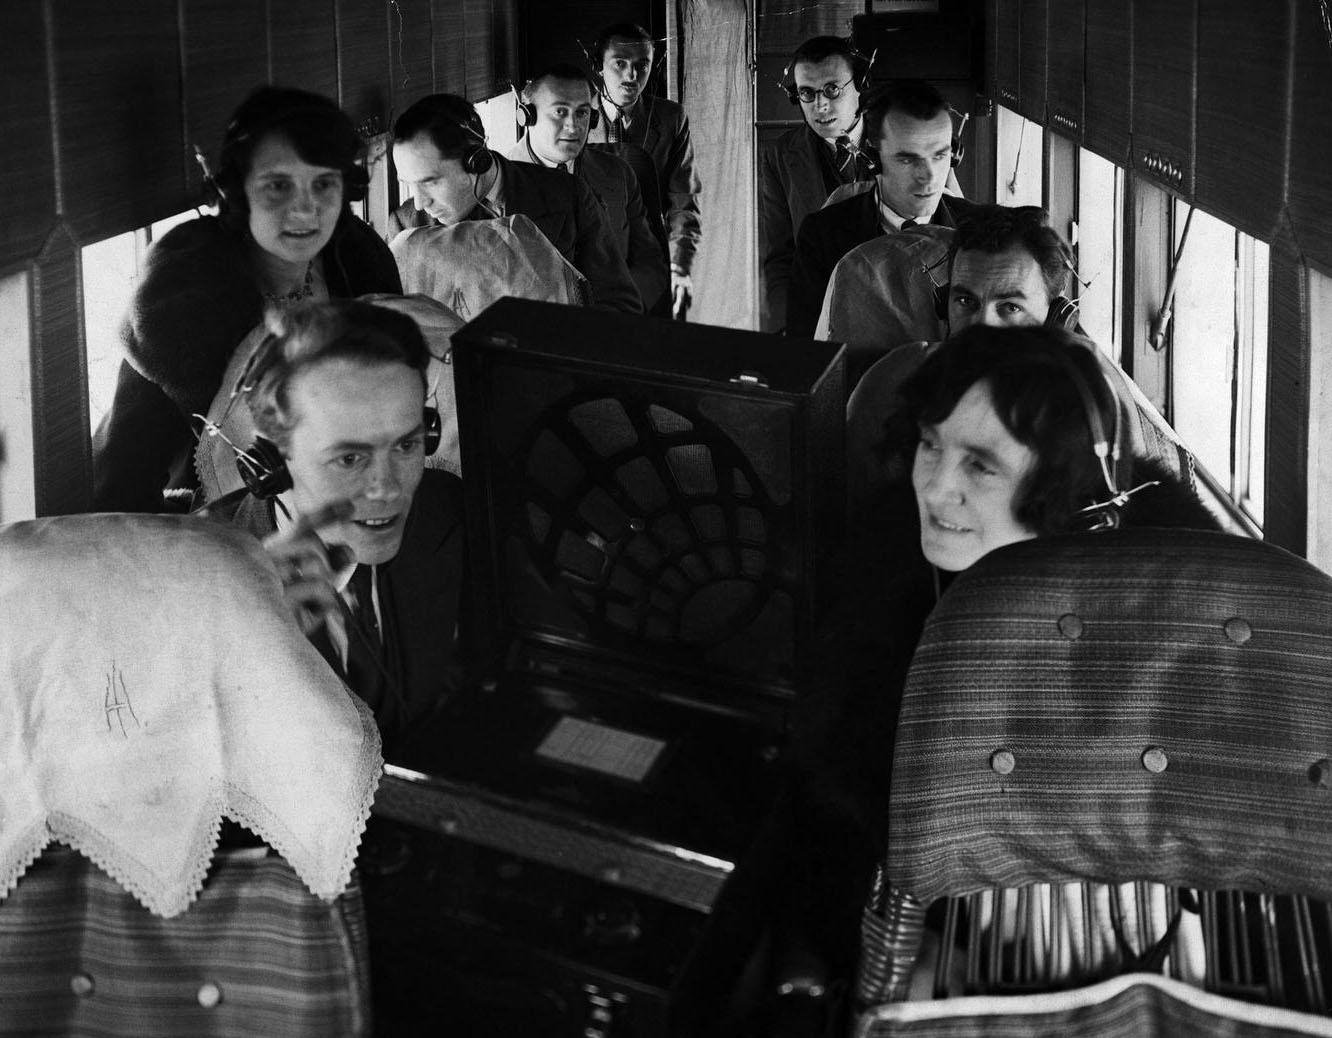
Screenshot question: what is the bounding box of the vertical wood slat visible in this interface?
[1289,0,1332,273]
[992,0,1022,109]
[0,0,56,271]
[29,225,90,517]
[1018,0,1047,124]
[338,0,391,133]
[1265,238,1308,554]
[1132,0,1196,197]
[50,0,186,246]
[390,0,436,112]
[1128,178,1171,411]
[271,0,338,103]
[1083,0,1131,165]
[494,0,520,91]
[433,0,468,97]
[182,0,271,201]
[464,0,495,98]
[1195,0,1292,244]
[1046,0,1084,139]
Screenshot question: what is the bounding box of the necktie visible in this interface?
[607,116,624,144]
[343,565,385,712]
[901,218,919,230]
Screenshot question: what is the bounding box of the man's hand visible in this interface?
[262,500,354,635]
[671,270,693,321]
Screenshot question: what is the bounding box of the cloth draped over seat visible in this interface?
[816,225,953,386]
[0,513,382,918]
[193,292,465,503]
[389,213,591,317]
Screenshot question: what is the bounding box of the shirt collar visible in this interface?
[877,187,938,232]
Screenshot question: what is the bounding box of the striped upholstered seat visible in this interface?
[854,528,1332,1035]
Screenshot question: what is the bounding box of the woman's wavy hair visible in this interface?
[214,86,369,232]
[898,324,1123,536]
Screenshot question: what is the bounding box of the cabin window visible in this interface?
[994,105,1042,208]
[82,229,148,433]
[1167,202,1268,527]
[473,93,519,154]
[1306,267,1332,572]
[82,209,216,434]
[0,270,36,522]
[1074,149,1125,364]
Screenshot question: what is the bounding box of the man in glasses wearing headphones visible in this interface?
[758,36,876,333]
[585,22,701,319]
[506,65,669,314]
[786,80,978,340]
[388,93,641,314]
[212,300,467,759]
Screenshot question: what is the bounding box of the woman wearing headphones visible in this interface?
[92,86,402,513]
[768,325,1219,1028]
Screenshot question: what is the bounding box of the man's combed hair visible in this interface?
[862,80,951,149]
[593,21,656,65]
[900,324,1121,536]
[949,204,1075,300]
[248,300,430,450]
[791,35,861,71]
[392,93,485,162]
[523,63,597,103]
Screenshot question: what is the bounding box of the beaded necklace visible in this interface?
[262,261,314,308]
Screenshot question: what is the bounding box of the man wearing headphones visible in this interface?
[758,36,876,333]
[212,300,467,759]
[844,206,1152,514]
[786,80,978,340]
[505,65,669,314]
[388,93,641,314]
[585,22,701,318]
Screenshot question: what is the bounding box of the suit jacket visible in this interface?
[215,470,468,760]
[786,192,978,340]
[759,124,873,333]
[388,153,641,314]
[587,95,701,274]
[505,140,668,312]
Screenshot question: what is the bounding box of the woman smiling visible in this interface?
[771,325,1220,1026]
[92,86,402,513]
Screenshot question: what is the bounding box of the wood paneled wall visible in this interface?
[1,0,519,273]
[989,0,1331,273]
[4,0,517,514]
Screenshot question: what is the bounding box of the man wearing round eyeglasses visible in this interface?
[759,36,877,333]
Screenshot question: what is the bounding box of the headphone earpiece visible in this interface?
[779,39,875,105]
[423,406,441,456]
[1046,295,1079,331]
[236,436,292,500]
[236,406,441,500]
[932,288,1078,329]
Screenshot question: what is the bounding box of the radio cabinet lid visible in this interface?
[451,300,847,703]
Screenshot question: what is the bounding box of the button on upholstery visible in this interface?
[70,973,94,997]
[990,749,1016,775]
[1223,617,1252,644]
[1057,614,1084,640]
[1142,747,1169,773]
[197,982,222,1008]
